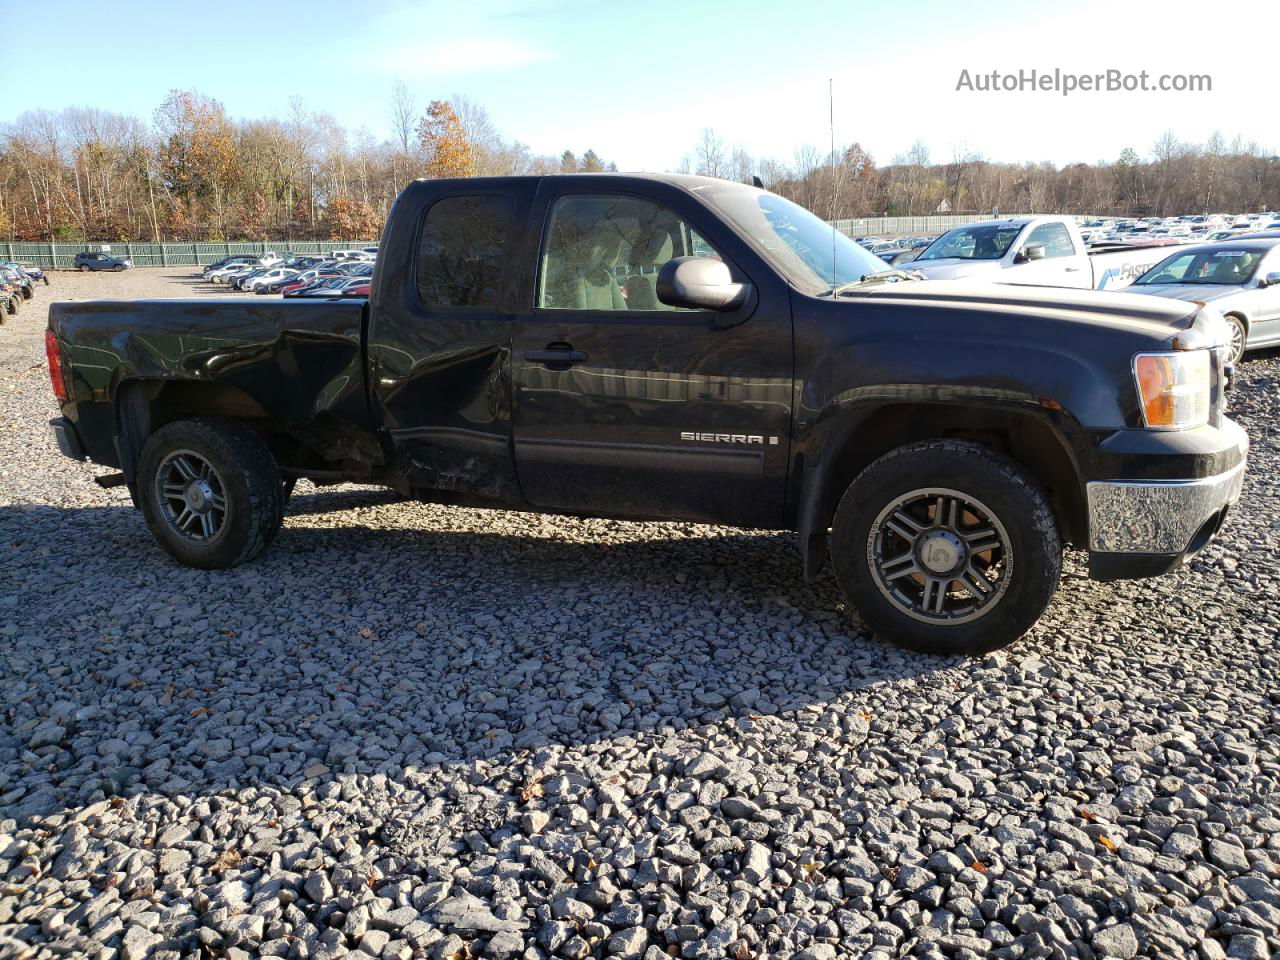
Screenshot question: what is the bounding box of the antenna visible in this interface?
[829,78,838,278]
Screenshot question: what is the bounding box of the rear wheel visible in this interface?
[831,439,1061,655]
[79,264,90,272]
[137,418,285,569]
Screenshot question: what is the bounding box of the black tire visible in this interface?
[137,418,285,569]
[1223,314,1247,366]
[79,264,90,272]
[831,439,1061,655]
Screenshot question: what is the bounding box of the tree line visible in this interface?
[2,86,1276,244]
[683,130,1280,221]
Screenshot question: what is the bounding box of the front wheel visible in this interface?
[137,418,285,569]
[831,439,1062,655]
[1224,315,1247,366]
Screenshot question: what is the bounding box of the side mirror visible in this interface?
[657,256,752,312]
[1262,272,1280,288]
[1018,244,1047,263]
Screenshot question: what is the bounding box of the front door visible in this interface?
[368,182,533,500]
[1007,221,1090,287]
[510,183,793,528]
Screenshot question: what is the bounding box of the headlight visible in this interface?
[1133,351,1211,430]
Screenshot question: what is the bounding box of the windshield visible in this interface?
[697,185,890,293]
[916,223,1023,262]
[1136,248,1265,286]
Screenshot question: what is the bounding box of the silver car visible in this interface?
[1125,239,1280,363]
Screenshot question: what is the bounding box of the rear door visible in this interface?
[509,180,793,528]
[368,181,535,500]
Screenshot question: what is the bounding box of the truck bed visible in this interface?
[48,297,372,466]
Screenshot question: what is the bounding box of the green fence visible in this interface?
[830,213,1087,238]
[2,240,378,270]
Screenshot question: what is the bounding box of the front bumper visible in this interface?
[1086,419,1248,580]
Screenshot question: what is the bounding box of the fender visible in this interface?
[787,310,1148,580]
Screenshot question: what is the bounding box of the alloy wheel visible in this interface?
[866,487,1013,624]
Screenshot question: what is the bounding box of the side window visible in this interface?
[416,195,513,308]
[538,194,719,311]
[1024,223,1075,259]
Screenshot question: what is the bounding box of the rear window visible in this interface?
[416,195,513,308]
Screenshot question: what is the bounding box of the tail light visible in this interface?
[45,329,68,402]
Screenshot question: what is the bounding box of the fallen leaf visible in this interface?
[859,711,874,722]
[971,860,987,874]
[520,774,545,803]
[212,849,242,872]
[1078,808,1098,822]
[801,862,821,874]
[190,707,209,718]
[1097,835,1117,852]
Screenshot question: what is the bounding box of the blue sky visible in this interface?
[5,0,1275,169]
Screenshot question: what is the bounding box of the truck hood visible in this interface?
[846,279,1199,339]
[905,259,1005,280]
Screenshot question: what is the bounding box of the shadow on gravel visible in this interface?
[1,491,947,822]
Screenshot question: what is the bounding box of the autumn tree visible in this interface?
[154,90,238,239]
[416,101,475,179]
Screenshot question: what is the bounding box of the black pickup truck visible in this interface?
[47,174,1248,653]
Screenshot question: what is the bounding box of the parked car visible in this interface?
[1122,239,1280,363]
[261,269,325,294]
[46,173,1247,655]
[909,217,1171,290]
[280,272,344,296]
[296,276,370,297]
[241,267,298,292]
[203,256,260,278]
[74,251,132,272]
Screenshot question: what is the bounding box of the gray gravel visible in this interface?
[3,272,1280,959]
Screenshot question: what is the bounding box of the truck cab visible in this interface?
[909,216,1092,287]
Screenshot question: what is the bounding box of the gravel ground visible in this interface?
[2,270,1279,960]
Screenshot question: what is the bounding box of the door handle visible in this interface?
[524,346,587,364]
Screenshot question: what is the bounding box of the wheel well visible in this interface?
[116,380,277,481]
[114,379,378,483]
[1222,311,1249,329]
[814,404,1086,549]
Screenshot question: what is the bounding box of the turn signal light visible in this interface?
[1133,352,1210,430]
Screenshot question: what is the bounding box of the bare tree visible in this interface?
[696,128,726,179]
[389,79,417,158]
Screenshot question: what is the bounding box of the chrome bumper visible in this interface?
[1087,460,1246,554]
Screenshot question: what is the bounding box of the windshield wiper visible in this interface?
[825,269,923,297]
